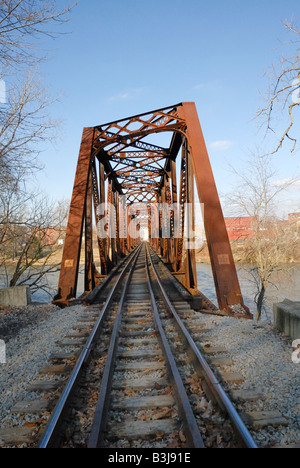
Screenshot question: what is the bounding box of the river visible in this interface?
[0,267,85,304]
[1,263,300,321]
[196,263,300,320]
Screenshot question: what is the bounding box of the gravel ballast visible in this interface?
[0,303,299,448]
[0,303,87,429]
[189,314,300,448]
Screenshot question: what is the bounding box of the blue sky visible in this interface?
[33,0,300,217]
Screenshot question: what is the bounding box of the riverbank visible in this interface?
[196,242,300,264]
[1,244,300,314]
[0,247,100,269]
[197,262,300,321]
[2,241,300,269]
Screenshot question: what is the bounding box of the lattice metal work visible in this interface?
[54,103,251,319]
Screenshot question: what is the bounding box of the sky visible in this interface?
[30,0,300,218]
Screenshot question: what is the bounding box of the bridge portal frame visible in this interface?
[54,102,251,318]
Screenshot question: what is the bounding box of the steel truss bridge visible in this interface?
[54,102,251,319]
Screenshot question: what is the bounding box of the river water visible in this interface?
[197,263,300,320]
[0,267,85,304]
[1,263,300,321]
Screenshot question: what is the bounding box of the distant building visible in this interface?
[224,212,300,242]
[224,217,257,241]
[35,227,66,247]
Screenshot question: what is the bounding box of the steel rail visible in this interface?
[84,247,136,305]
[88,246,141,448]
[145,248,205,449]
[146,244,258,449]
[89,243,204,448]
[38,245,143,449]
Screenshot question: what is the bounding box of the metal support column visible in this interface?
[54,127,94,304]
[85,169,96,292]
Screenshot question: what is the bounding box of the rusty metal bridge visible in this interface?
[54,102,251,319]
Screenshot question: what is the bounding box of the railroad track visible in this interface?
[31,242,256,449]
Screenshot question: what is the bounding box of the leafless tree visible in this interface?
[0,190,69,297]
[0,71,59,191]
[0,1,76,191]
[258,19,300,154]
[0,0,74,68]
[0,1,75,299]
[226,152,299,320]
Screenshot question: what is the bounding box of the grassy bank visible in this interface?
[196,241,300,264]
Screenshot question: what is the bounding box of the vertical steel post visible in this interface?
[157,191,164,257]
[170,159,178,271]
[91,161,103,270]
[106,180,113,267]
[176,144,187,272]
[112,190,118,265]
[184,147,197,290]
[99,161,108,275]
[165,173,174,265]
[85,169,96,292]
[162,175,171,264]
[152,197,160,252]
[127,206,132,252]
[148,205,152,246]
[119,195,127,256]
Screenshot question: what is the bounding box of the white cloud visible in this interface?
[107,87,148,103]
[271,178,300,191]
[209,140,233,151]
[271,178,291,187]
[193,80,222,92]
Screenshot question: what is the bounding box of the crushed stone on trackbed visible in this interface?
[0,303,299,448]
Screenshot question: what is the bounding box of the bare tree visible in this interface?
[0,71,59,191]
[258,19,300,154]
[0,1,75,299]
[0,1,76,191]
[0,190,69,297]
[226,152,299,320]
[0,0,74,68]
